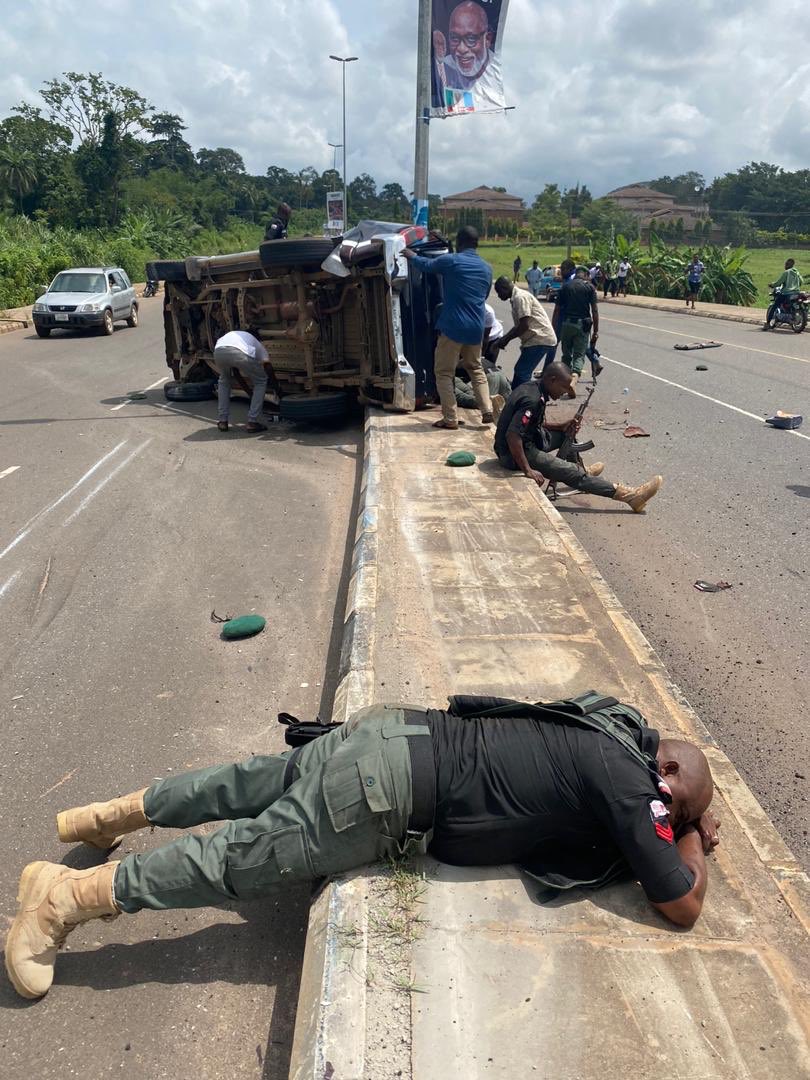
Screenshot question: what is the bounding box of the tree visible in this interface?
[580,198,638,240]
[0,147,37,212]
[378,181,409,219]
[142,112,195,174]
[647,172,706,202]
[196,147,246,176]
[73,112,127,226]
[31,71,152,145]
[348,173,378,218]
[530,184,566,236]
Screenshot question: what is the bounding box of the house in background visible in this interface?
[604,183,718,239]
[441,185,525,223]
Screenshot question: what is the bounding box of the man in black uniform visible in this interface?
[6,694,717,998]
[552,257,599,397]
[494,362,663,511]
[263,202,291,241]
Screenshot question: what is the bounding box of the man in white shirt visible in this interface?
[482,302,504,368]
[492,277,558,388]
[525,260,543,297]
[617,259,632,296]
[212,330,272,433]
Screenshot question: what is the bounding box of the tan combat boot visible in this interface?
[5,861,120,999]
[585,461,605,477]
[613,475,663,513]
[57,789,149,850]
[567,373,579,398]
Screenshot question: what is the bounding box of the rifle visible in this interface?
[546,382,597,502]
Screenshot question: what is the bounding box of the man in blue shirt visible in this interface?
[685,254,705,310]
[403,226,494,429]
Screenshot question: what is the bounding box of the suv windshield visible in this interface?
[50,273,106,294]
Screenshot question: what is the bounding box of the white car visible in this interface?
[32,267,138,338]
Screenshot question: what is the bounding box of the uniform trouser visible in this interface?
[113,707,421,912]
[497,429,616,498]
[213,345,268,423]
[455,369,511,409]
[434,335,492,424]
[512,344,558,389]
[560,322,590,377]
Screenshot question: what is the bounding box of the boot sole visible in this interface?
[56,810,121,850]
[5,861,56,999]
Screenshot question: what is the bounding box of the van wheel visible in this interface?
[164,379,218,402]
[280,391,350,422]
[126,304,139,328]
[102,309,114,335]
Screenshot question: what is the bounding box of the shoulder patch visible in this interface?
[521,409,533,425]
[649,799,674,844]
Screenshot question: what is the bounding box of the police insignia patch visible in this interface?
[521,409,532,425]
[649,799,674,843]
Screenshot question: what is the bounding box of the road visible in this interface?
[0,300,360,1078]
[492,294,810,870]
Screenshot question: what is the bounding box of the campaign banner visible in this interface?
[430,0,510,118]
[326,191,345,231]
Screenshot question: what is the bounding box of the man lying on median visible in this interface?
[5,690,720,999]
[495,361,663,511]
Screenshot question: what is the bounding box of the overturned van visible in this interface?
[147,221,445,418]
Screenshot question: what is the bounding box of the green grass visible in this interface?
[478,241,801,308]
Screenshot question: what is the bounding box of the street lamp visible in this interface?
[329,54,358,232]
[328,142,343,173]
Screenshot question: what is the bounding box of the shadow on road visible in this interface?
[786,483,810,498]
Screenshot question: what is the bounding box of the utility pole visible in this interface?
[329,55,358,231]
[412,0,432,226]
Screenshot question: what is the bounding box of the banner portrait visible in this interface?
[326,191,345,231]
[430,0,510,118]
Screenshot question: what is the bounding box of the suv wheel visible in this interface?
[126,304,139,328]
[102,309,114,336]
[35,326,51,338]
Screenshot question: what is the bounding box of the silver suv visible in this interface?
[32,267,138,338]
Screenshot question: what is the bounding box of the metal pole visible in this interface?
[329,56,357,232]
[412,0,431,226]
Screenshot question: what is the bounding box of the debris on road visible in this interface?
[446,450,476,467]
[623,426,650,438]
[694,580,733,593]
[210,610,232,623]
[126,390,148,399]
[674,341,722,351]
[765,411,803,430]
[594,419,627,431]
[695,364,709,371]
[221,614,266,639]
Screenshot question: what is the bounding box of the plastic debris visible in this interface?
[765,411,803,430]
[674,341,722,351]
[622,387,630,395]
[693,580,733,593]
[446,450,476,467]
[623,426,650,438]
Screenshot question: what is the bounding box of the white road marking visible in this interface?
[0,465,21,480]
[110,376,170,410]
[0,442,127,563]
[62,439,152,526]
[605,357,810,442]
[603,314,810,365]
[0,569,21,599]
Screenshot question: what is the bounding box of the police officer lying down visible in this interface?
[6,691,719,999]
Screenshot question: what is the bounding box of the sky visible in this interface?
[2,0,810,204]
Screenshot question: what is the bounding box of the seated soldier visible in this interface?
[494,362,663,511]
[6,691,718,999]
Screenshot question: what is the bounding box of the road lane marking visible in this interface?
[0,569,21,599]
[602,314,810,365]
[0,441,127,563]
[0,465,21,479]
[62,439,152,526]
[605,357,810,442]
[110,376,170,411]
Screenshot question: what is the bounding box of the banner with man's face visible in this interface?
[430,0,510,118]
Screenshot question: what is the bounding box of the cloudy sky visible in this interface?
[1,0,809,203]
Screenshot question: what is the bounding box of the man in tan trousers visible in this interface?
[402,226,493,430]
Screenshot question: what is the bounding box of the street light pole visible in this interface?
[329,55,358,231]
[412,0,432,226]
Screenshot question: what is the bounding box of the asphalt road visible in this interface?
[0,301,361,1078]
[492,294,810,870]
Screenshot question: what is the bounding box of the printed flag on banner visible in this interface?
[431,0,510,118]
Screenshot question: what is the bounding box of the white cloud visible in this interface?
[0,0,808,204]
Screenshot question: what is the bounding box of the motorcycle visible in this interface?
[764,288,808,333]
[143,279,159,298]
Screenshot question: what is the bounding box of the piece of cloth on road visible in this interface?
[434,335,492,424]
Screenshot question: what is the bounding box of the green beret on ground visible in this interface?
[221,614,266,640]
[446,450,476,467]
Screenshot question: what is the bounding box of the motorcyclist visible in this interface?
[769,258,803,306]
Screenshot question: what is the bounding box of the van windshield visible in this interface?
[50,273,106,294]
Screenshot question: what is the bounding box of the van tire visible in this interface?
[280,391,350,421]
[164,379,218,402]
[259,239,336,270]
[146,260,189,283]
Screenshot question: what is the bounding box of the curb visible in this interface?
[288,409,380,1080]
[609,296,764,326]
